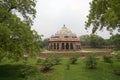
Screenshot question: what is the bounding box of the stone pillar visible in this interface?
[59,42,61,50]
[56,43,58,50]
[50,43,52,50]
[52,43,54,50]
[73,42,76,50]
[64,42,66,50]
[69,42,71,50]
[55,42,57,50]
[54,43,56,50]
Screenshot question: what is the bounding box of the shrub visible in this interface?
[50,54,61,65]
[19,65,46,80]
[36,58,42,65]
[103,55,113,63]
[85,54,97,69]
[69,57,78,64]
[41,54,61,72]
[19,66,37,79]
[66,63,70,70]
[40,58,54,72]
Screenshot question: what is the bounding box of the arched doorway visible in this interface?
[54,43,56,49]
[57,43,59,50]
[62,43,64,50]
[70,43,73,49]
[66,43,69,50]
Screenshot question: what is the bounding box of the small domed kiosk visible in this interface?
[48,25,81,51]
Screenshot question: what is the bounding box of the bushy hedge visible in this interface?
[85,54,97,69]
[40,58,54,72]
[36,58,42,65]
[69,57,78,64]
[50,54,61,65]
[40,54,61,72]
[103,55,113,63]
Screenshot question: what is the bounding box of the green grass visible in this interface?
[83,49,106,52]
[0,57,120,80]
[113,50,120,54]
[45,59,120,80]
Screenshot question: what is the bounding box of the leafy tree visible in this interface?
[80,34,105,48]
[80,35,90,46]
[85,0,120,33]
[0,0,43,61]
[42,38,49,48]
[110,34,120,49]
[104,39,112,46]
[32,30,43,53]
[0,0,36,25]
[89,34,105,48]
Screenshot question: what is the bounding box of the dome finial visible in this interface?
[62,24,66,29]
[63,24,65,27]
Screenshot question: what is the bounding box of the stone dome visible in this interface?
[55,25,75,38]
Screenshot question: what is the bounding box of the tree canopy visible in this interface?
[80,34,105,48]
[0,0,36,25]
[0,0,43,61]
[110,34,120,49]
[85,0,120,33]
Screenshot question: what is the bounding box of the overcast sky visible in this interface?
[32,0,112,39]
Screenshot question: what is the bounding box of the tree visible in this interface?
[85,0,120,33]
[89,34,105,48]
[80,35,90,46]
[32,30,43,53]
[42,38,49,48]
[0,0,36,25]
[104,39,112,46]
[110,34,120,49]
[0,0,42,61]
[80,34,105,48]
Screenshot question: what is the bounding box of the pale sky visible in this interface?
[32,0,112,39]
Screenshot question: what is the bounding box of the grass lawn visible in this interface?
[0,57,120,80]
[45,59,120,80]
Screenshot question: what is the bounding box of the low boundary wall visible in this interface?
[37,51,112,58]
